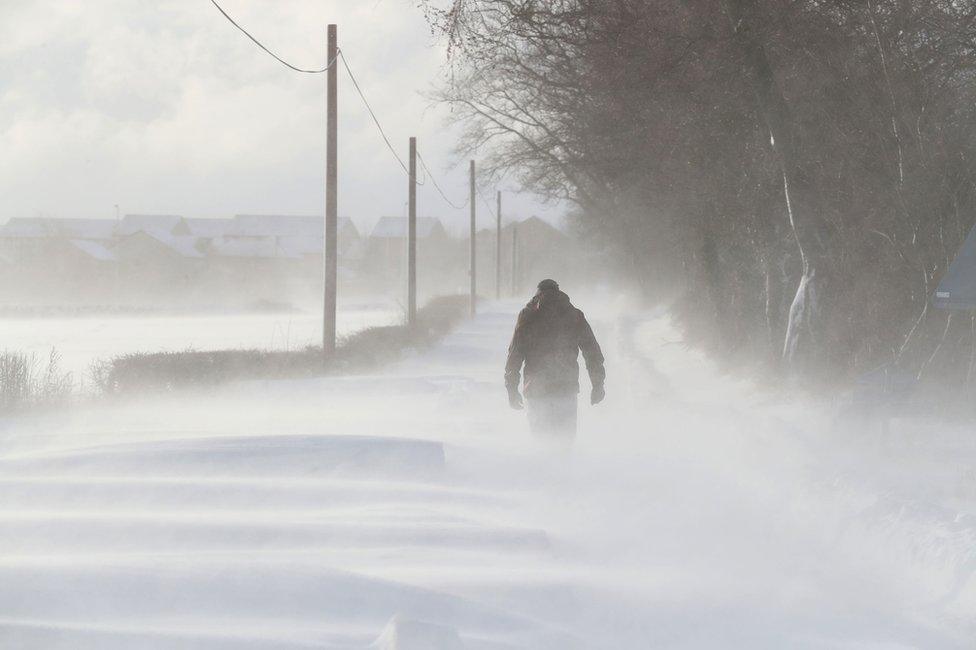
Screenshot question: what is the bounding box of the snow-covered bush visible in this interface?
[0,349,73,413]
[92,295,468,395]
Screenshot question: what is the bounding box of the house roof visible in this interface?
[277,235,323,256]
[232,214,357,238]
[64,218,117,239]
[128,229,204,259]
[185,217,238,238]
[370,217,445,239]
[69,239,117,262]
[209,236,302,259]
[119,214,185,236]
[506,215,566,235]
[1,217,117,240]
[0,218,45,238]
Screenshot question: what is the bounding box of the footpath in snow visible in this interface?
[0,300,975,649]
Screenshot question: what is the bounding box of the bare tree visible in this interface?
[427,0,976,385]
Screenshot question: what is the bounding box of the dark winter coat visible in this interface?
[505,289,605,397]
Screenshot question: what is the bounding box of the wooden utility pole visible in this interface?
[323,24,338,354]
[511,223,519,296]
[407,137,417,327]
[495,191,501,300]
[114,203,120,308]
[469,160,476,316]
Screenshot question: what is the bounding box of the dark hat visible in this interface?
[537,279,559,292]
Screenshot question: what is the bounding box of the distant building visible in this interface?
[365,217,456,296]
[225,215,364,301]
[1,217,116,240]
[506,217,576,293]
[0,218,119,303]
[368,217,450,262]
[118,214,188,237]
[184,217,238,239]
[232,214,322,238]
[114,229,204,305]
[199,233,304,305]
[370,216,448,241]
[67,239,117,263]
[0,212,378,308]
[230,214,360,258]
[0,217,116,260]
[50,239,118,303]
[474,216,575,297]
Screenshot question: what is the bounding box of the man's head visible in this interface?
[537,279,559,293]
[531,278,568,309]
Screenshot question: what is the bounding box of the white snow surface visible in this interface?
[1,299,975,648]
[1,307,399,380]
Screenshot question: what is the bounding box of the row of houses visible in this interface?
[1,213,394,265]
[0,213,571,309]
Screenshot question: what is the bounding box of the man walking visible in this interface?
[505,279,606,436]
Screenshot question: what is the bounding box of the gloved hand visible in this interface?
[507,387,524,410]
[591,384,606,405]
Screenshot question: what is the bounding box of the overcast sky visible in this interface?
[0,1,561,235]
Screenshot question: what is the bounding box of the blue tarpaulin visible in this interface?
[934,225,976,309]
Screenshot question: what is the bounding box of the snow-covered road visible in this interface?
[1,300,975,648]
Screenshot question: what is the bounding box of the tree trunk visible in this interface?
[724,0,830,373]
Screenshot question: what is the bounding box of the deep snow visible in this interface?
[1,299,975,648]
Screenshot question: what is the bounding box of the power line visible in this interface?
[339,51,414,178]
[415,157,429,186]
[417,150,469,210]
[208,0,337,74]
[476,183,497,219]
[209,3,458,199]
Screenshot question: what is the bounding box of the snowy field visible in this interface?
[0,306,399,380]
[1,300,975,648]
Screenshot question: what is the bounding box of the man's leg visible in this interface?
[526,397,550,434]
[526,394,578,438]
[548,393,577,437]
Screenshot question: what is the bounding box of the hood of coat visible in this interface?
[527,288,573,312]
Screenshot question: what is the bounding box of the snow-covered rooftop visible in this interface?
[370,217,445,239]
[209,236,303,259]
[1,218,117,240]
[185,217,238,239]
[277,235,323,256]
[132,228,203,258]
[119,214,185,237]
[232,215,357,239]
[68,239,117,262]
